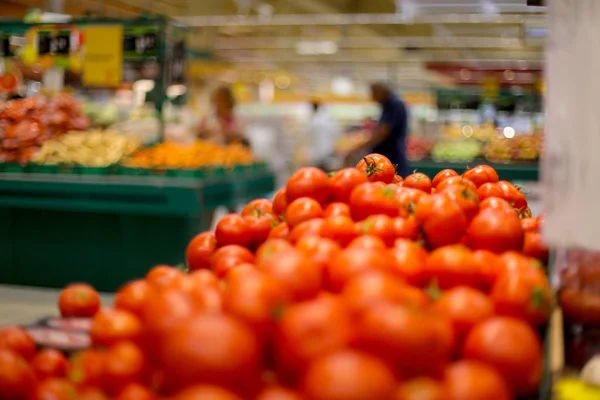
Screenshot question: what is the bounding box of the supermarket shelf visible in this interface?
[0,170,276,292]
[410,158,539,181]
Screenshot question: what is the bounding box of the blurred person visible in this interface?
[198,85,250,148]
[342,82,410,177]
[305,99,341,171]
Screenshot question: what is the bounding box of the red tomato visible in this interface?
[244,215,273,248]
[424,245,482,290]
[0,348,36,399]
[350,182,399,220]
[171,385,243,400]
[258,248,322,301]
[521,217,539,233]
[393,217,420,241]
[213,256,250,278]
[30,349,68,379]
[443,360,511,400]
[356,153,396,184]
[0,326,36,361]
[141,288,197,340]
[215,214,252,248]
[479,197,515,214]
[496,181,528,210]
[256,385,303,400]
[145,265,185,288]
[255,239,294,266]
[286,167,331,204]
[436,176,477,193]
[78,387,110,400]
[268,222,290,240]
[31,378,77,400]
[389,239,428,286]
[90,308,142,347]
[67,349,106,388]
[477,182,503,201]
[157,314,260,391]
[272,189,288,217]
[467,208,524,253]
[285,197,324,228]
[321,215,357,246]
[432,169,459,189]
[323,202,351,218]
[463,317,543,395]
[295,236,341,270]
[392,174,404,184]
[523,231,549,264]
[275,296,353,376]
[395,187,430,218]
[347,235,387,251]
[186,232,217,271]
[356,214,396,246]
[212,245,255,267]
[102,341,145,394]
[473,250,503,289]
[302,350,397,400]
[288,218,324,243]
[403,172,432,193]
[490,267,551,326]
[442,185,480,221]
[114,383,157,400]
[462,165,499,188]
[395,377,446,400]
[431,286,494,340]
[329,168,369,203]
[326,247,395,292]
[58,283,101,318]
[415,194,468,249]
[241,198,275,218]
[114,280,149,317]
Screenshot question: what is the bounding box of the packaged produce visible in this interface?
[484,134,541,162]
[0,156,551,400]
[431,139,482,162]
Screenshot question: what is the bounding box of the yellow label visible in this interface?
[83,26,123,87]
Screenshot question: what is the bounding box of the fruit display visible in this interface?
[431,140,482,162]
[123,140,255,170]
[484,135,541,162]
[0,95,91,164]
[31,130,142,167]
[406,136,434,161]
[0,155,552,400]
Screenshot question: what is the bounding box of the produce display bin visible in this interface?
[410,159,539,182]
[0,170,275,292]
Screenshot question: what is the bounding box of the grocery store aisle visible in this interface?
[0,285,113,327]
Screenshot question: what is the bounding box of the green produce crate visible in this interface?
[117,166,149,176]
[57,164,76,174]
[29,164,59,174]
[75,166,113,175]
[4,163,25,173]
[166,168,205,178]
[410,158,539,182]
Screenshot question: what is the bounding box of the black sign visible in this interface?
[169,39,186,84]
[527,0,544,5]
[1,36,10,57]
[123,32,158,58]
[38,31,71,56]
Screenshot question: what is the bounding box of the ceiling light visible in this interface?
[503,127,516,138]
[331,76,354,96]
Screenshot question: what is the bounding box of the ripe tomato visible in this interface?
[415,194,468,249]
[58,283,101,318]
[285,197,324,228]
[403,172,432,193]
[215,214,252,248]
[393,217,420,241]
[347,235,387,251]
[467,208,524,253]
[395,377,445,400]
[431,286,494,340]
[30,348,68,379]
[186,232,217,271]
[212,245,255,267]
[490,267,551,326]
[424,245,482,289]
[78,387,110,400]
[326,247,395,292]
[296,236,341,270]
[256,385,303,400]
[463,317,543,395]
[436,176,477,193]
[31,378,77,400]
[442,185,480,221]
[321,215,357,246]
[0,326,36,361]
[258,248,321,300]
[521,217,539,233]
[90,308,142,347]
[496,181,528,210]
[244,215,273,248]
[395,187,430,217]
[356,153,396,184]
[256,239,294,266]
[268,222,290,239]
[0,348,36,399]
[356,214,397,246]
[241,198,275,218]
[342,270,430,312]
[393,174,404,184]
[443,360,511,400]
[114,280,149,317]
[389,239,428,286]
[302,350,397,400]
[213,256,249,278]
[432,169,459,189]
[477,182,503,201]
[286,167,330,204]
[171,385,243,400]
[102,341,145,394]
[479,197,515,214]
[329,168,369,203]
[157,314,260,391]
[523,231,549,264]
[288,218,324,243]
[462,165,499,188]
[141,288,197,340]
[67,349,106,388]
[145,265,185,288]
[350,182,399,220]
[472,250,503,289]
[275,296,353,376]
[272,189,288,217]
[114,383,157,400]
[323,202,351,218]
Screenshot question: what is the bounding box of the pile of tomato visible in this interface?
[0,153,552,400]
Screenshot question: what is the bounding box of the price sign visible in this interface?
[38,30,71,56]
[169,39,186,84]
[123,26,159,60]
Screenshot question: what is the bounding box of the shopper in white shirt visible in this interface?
[305,100,342,171]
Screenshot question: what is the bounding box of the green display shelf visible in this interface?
[410,159,539,182]
[0,170,275,292]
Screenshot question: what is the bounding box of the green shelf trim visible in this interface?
[409,159,539,181]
